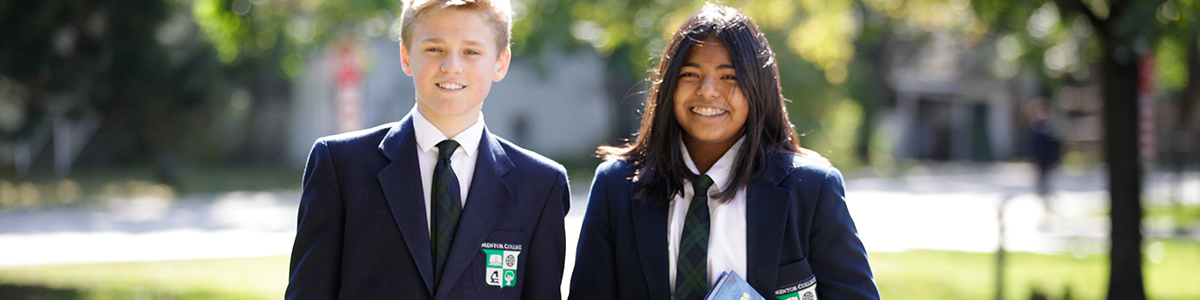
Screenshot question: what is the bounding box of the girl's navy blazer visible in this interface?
[568,155,880,300]
[286,113,571,300]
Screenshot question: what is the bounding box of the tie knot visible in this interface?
[436,140,460,160]
[692,175,714,196]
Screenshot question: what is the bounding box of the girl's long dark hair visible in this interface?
[598,4,827,205]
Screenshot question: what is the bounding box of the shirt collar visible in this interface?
[681,136,745,194]
[411,106,485,157]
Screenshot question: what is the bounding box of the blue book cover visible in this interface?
[703,271,766,300]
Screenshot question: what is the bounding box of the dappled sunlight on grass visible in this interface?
[871,239,1200,299]
[0,256,289,299]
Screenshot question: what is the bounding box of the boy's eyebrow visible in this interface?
[682,62,736,69]
[418,37,445,44]
[417,37,487,47]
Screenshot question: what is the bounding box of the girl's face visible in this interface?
[673,36,749,154]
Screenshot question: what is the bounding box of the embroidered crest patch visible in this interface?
[775,275,817,300]
[481,243,521,289]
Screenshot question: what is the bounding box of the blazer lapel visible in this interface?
[631,182,671,300]
[434,127,514,299]
[745,158,792,295]
[376,114,436,296]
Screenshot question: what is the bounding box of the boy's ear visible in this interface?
[400,43,413,76]
[492,48,511,82]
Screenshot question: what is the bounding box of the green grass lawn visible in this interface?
[0,256,289,300]
[872,238,1200,299]
[1,239,1197,299]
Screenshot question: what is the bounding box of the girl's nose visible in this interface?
[698,77,720,99]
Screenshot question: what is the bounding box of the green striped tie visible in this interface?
[675,175,713,300]
[431,139,461,287]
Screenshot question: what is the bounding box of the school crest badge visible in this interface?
[481,243,521,289]
[775,276,817,300]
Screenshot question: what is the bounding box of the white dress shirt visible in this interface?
[411,107,485,235]
[668,136,748,292]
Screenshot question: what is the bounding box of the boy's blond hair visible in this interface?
[399,0,513,53]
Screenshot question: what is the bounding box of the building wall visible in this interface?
[286,38,613,166]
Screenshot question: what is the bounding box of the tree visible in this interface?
[968,0,1164,298]
[0,0,223,178]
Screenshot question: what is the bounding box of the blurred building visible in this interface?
[287,37,615,167]
[879,32,1100,163]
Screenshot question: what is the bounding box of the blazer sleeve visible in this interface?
[285,139,345,299]
[567,163,619,300]
[808,167,881,299]
[521,170,571,300]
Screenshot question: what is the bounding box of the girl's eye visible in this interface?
[680,72,699,78]
[722,74,737,80]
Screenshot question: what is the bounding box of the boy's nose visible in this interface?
[441,55,464,74]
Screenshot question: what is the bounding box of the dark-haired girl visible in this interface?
[568,4,879,300]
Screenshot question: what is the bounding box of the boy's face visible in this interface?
[673,36,749,154]
[401,9,510,123]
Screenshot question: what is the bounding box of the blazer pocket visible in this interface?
[473,230,527,299]
[774,258,818,300]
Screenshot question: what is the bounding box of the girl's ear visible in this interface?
[399,43,413,76]
[492,48,512,82]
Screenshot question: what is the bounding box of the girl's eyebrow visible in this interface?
[682,62,736,69]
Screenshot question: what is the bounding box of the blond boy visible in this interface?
[286,0,570,298]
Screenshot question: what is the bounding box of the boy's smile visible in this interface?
[436,82,466,91]
[401,8,510,137]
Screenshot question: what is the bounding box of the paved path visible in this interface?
[1,163,1197,268]
[0,191,299,266]
[849,163,1200,254]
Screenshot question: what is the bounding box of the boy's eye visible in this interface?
[465,49,481,55]
[425,47,442,53]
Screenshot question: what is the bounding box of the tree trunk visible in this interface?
[1102,39,1146,300]
[1180,29,1200,131]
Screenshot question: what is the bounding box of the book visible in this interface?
[703,271,766,300]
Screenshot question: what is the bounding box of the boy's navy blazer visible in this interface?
[568,155,880,299]
[286,113,570,300]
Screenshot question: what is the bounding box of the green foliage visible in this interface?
[188,0,1170,169]
[0,0,231,169]
[13,0,1198,170]
[828,99,867,168]
[190,0,399,75]
[1156,35,1188,91]
[193,0,248,63]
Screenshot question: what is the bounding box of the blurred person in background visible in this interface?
[285,0,570,299]
[1026,97,1061,214]
[568,4,879,300]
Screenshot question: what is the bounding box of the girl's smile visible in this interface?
[673,35,749,158]
[690,106,728,117]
